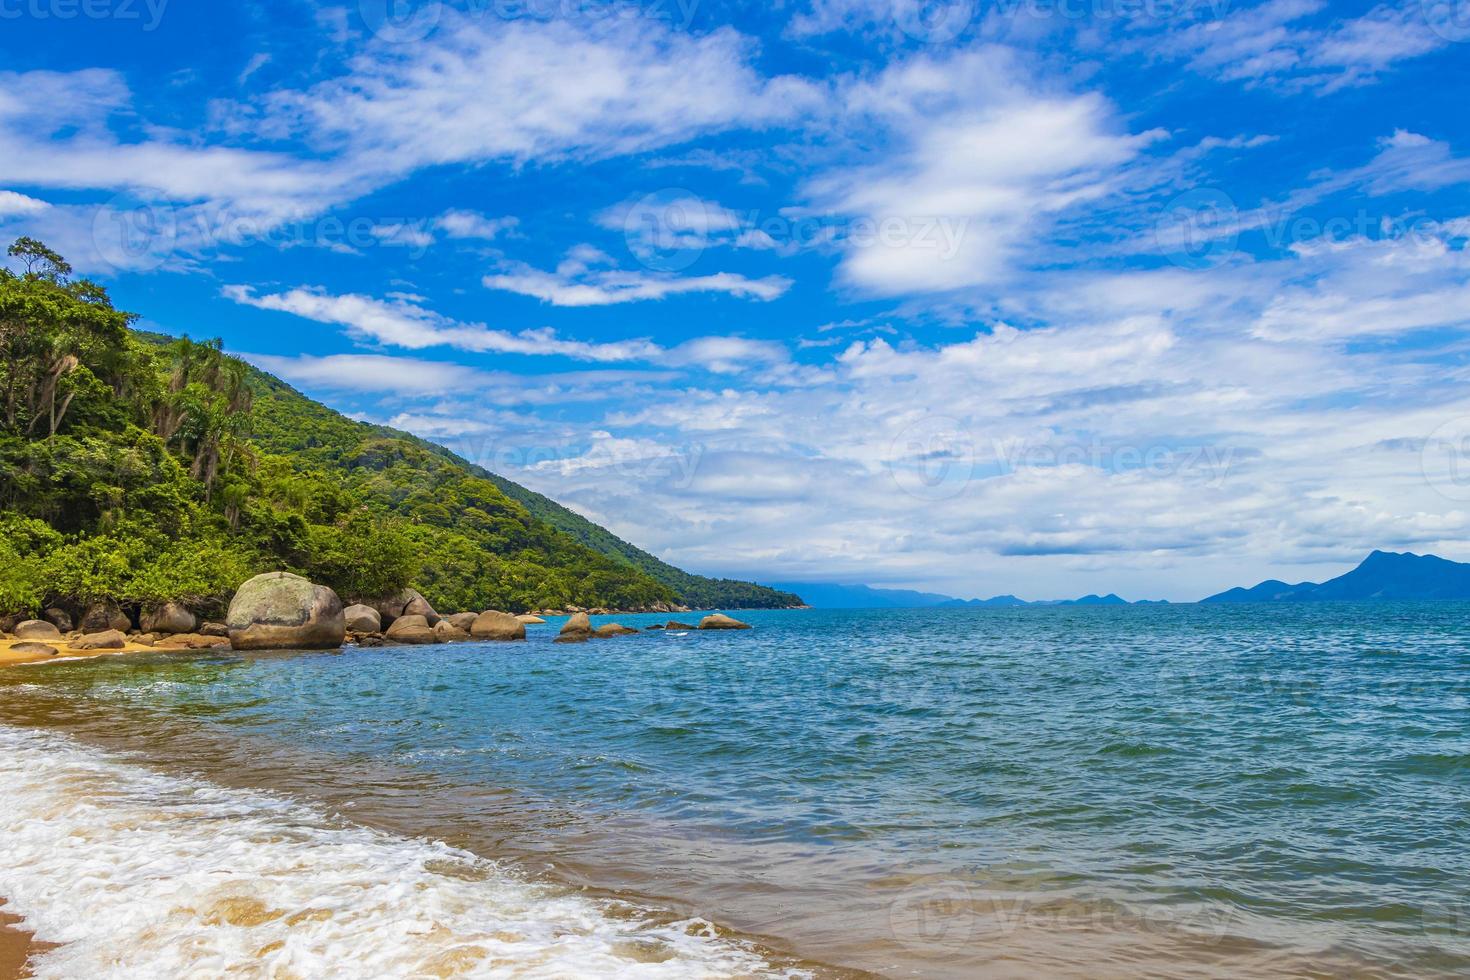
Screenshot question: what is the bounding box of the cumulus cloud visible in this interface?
[804,47,1163,295]
[0,190,50,217]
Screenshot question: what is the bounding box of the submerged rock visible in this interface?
[470,611,526,641]
[593,623,639,638]
[14,620,61,641]
[343,604,383,633]
[140,601,197,635]
[385,614,438,645]
[559,611,592,642]
[696,617,752,631]
[227,572,346,651]
[664,621,698,631]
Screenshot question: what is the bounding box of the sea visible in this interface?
[2,604,1468,978]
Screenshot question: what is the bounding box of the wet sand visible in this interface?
[0,902,49,980]
[0,635,223,667]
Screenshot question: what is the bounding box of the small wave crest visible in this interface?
[0,724,804,978]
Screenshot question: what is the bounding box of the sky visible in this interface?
[3,0,1470,600]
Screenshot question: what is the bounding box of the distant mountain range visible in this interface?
[766,583,1159,609]
[1201,550,1470,602]
[776,551,1470,610]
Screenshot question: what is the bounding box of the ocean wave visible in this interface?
[0,725,804,979]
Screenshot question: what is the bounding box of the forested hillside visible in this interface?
[0,238,799,619]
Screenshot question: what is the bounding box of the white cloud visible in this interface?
[804,47,1163,295]
[1156,0,1447,93]
[434,210,519,240]
[230,13,820,172]
[483,247,792,306]
[1253,230,1470,341]
[0,191,50,217]
[223,284,663,361]
[0,15,820,272]
[226,283,797,376]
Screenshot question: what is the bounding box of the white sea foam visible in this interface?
[0,725,802,978]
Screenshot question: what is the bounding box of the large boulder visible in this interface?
[71,630,127,650]
[226,572,346,651]
[14,620,62,641]
[470,611,526,641]
[11,641,58,658]
[385,615,438,645]
[699,614,752,631]
[153,633,230,650]
[343,604,383,633]
[433,620,470,643]
[79,600,130,634]
[140,602,197,635]
[43,607,73,632]
[555,611,592,644]
[664,621,697,631]
[374,588,439,627]
[516,614,546,625]
[444,612,478,632]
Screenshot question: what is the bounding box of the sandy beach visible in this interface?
[0,636,213,667]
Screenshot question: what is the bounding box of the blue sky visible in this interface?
[3,0,1470,600]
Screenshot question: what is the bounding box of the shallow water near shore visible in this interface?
[2,604,1469,977]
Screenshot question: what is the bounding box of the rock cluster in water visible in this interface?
[3,572,756,658]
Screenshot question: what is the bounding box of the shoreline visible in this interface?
[0,723,835,979]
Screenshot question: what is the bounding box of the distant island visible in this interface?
[773,550,1470,609]
[1200,550,1470,602]
[765,582,1156,608]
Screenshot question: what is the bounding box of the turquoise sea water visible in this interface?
[3,604,1469,977]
